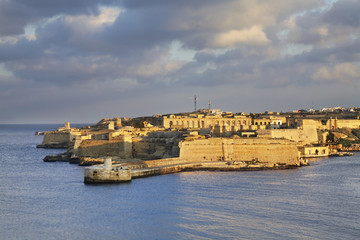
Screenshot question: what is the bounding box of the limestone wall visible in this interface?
[132,131,183,160]
[288,118,360,130]
[269,124,318,144]
[41,132,73,146]
[179,138,299,166]
[76,137,132,158]
[328,119,360,129]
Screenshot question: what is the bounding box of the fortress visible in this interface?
[38,107,360,183]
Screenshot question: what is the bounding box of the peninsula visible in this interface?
[37,106,360,183]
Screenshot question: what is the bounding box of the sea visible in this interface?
[0,124,359,240]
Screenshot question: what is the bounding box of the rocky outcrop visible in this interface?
[43,154,70,162]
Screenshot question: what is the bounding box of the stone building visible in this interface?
[162,113,252,131]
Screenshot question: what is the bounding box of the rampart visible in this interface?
[132,131,183,160]
[37,131,80,148]
[327,119,360,129]
[76,136,132,158]
[178,138,299,166]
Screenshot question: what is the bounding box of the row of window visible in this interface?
[254,121,282,125]
[168,120,282,127]
[169,120,251,127]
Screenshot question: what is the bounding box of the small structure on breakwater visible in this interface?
[84,157,131,183]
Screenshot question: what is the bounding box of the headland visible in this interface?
[37,106,360,183]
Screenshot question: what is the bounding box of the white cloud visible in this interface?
[312,63,360,82]
[212,26,270,47]
[65,7,121,32]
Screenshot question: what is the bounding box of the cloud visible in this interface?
[0,0,119,36]
[323,0,360,27]
[65,7,121,33]
[0,0,360,123]
[312,63,360,82]
[212,26,270,47]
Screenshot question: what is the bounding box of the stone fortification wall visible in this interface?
[38,131,79,148]
[179,138,299,166]
[328,119,360,129]
[76,137,131,158]
[291,118,360,130]
[268,124,318,144]
[42,132,70,144]
[132,131,183,160]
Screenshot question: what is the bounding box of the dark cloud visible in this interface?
[0,0,120,36]
[323,0,360,27]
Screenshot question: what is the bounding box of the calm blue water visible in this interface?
[0,124,359,240]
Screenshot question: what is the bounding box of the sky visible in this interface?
[0,0,359,123]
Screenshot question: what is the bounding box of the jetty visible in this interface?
[84,156,307,184]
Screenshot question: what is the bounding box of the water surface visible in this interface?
[0,124,359,239]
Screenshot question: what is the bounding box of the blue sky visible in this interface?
[0,0,359,123]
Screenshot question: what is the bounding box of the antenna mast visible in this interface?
[194,95,197,112]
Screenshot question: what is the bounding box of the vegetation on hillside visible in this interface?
[328,128,360,147]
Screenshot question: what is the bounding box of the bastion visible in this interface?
[84,137,301,184]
